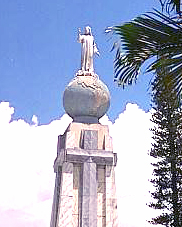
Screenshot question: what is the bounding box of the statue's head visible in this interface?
[85,26,92,35]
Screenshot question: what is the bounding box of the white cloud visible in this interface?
[0,102,158,227]
[111,103,155,227]
[0,102,72,226]
[32,115,39,126]
[0,102,14,125]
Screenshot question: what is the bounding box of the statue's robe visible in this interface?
[78,34,98,72]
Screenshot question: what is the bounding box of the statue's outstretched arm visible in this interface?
[94,42,100,56]
[77,28,82,43]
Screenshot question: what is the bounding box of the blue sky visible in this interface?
[0,1,163,227]
[0,0,159,124]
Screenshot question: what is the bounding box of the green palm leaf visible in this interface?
[159,0,181,15]
[109,10,182,94]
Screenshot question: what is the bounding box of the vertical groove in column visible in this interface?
[73,164,82,227]
[82,160,97,227]
[97,166,106,227]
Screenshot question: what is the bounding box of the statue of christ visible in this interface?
[78,26,99,73]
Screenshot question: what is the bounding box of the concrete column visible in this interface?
[57,162,73,227]
[50,167,62,227]
[82,159,97,227]
[105,165,118,227]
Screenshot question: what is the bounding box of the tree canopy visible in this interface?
[149,73,182,226]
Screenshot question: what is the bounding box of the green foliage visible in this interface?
[108,10,182,96]
[149,74,182,226]
[106,0,182,225]
[106,1,182,97]
[159,0,181,15]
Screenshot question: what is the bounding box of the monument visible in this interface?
[50,26,118,227]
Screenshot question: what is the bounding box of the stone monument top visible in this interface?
[50,26,118,227]
[63,26,110,124]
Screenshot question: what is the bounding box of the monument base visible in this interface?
[50,122,118,227]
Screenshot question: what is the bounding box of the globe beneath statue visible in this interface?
[63,74,110,123]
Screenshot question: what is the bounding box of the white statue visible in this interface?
[78,26,100,73]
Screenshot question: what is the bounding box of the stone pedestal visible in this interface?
[50,122,118,227]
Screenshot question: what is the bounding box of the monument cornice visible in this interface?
[54,148,117,172]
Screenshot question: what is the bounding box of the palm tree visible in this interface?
[159,0,181,15]
[107,1,182,95]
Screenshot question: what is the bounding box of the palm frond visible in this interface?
[109,10,182,94]
[159,0,181,16]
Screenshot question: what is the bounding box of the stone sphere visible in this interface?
[63,75,110,121]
